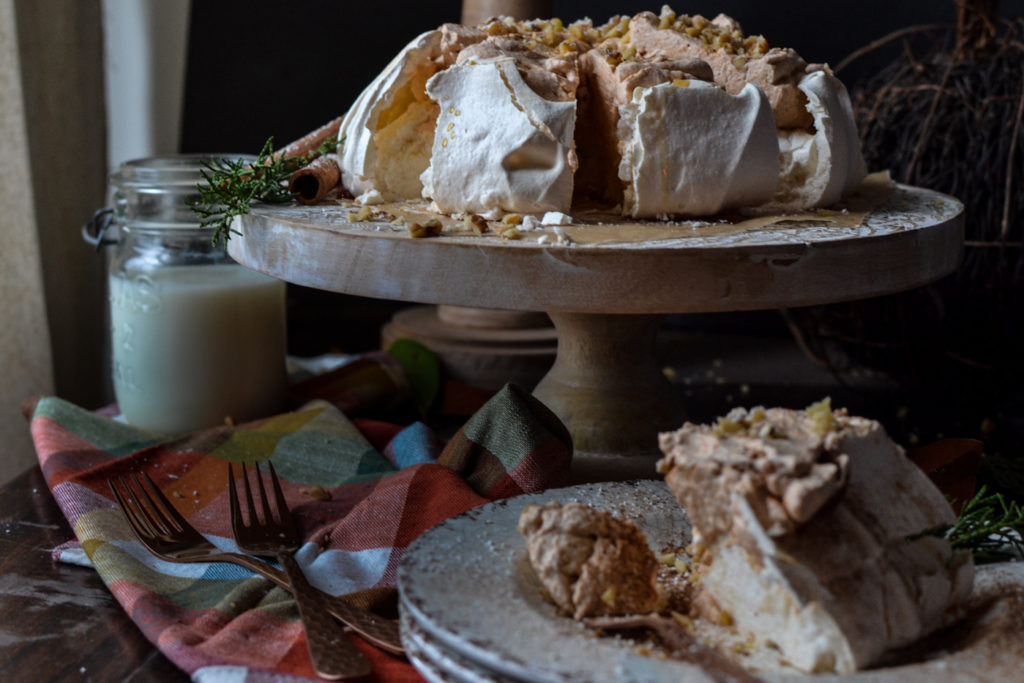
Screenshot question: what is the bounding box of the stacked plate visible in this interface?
[396,480,1024,683]
[396,480,702,682]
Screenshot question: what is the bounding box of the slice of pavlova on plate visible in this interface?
[657,399,974,674]
[517,500,662,620]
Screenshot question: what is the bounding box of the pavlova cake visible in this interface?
[656,400,974,674]
[337,6,866,219]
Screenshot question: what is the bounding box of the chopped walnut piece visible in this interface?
[408,218,443,238]
[348,205,374,222]
[463,213,489,234]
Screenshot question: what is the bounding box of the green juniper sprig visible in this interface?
[192,135,340,245]
[945,486,1024,563]
[914,485,1024,564]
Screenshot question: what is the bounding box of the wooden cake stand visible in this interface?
[230,181,963,481]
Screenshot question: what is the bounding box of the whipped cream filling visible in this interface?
[618,81,778,217]
[706,513,855,673]
[421,58,577,215]
[775,71,867,208]
[338,30,442,201]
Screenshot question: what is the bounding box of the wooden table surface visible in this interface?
[0,464,184,681]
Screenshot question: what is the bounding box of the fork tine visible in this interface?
[129,472,174,537]
[228,463,243,533]
[108,477,154,541]
[118,475,165,539]
[266,462,294,530]
[253,463,275,525]
[240,462,262,528]
[138,471,193,534]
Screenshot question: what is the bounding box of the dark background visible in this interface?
[181,0,1022,154]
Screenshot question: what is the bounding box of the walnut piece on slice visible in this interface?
[518,500,661,620]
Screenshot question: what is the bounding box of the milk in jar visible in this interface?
[109,264,286,433]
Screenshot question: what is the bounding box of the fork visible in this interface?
[228,461,370,680]
[107,472,403,657]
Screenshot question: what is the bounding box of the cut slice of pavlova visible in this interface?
[657,399,974,674]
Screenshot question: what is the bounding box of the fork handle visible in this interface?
[278,552,372,679]
[219,551,404,655]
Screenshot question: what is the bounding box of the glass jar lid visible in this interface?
[111,154,254,230]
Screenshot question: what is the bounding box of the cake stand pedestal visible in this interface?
[532,312,681,481]
[230,183,963,481]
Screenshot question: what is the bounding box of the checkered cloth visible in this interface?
[26,359,572,682]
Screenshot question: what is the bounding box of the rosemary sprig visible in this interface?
[920,485,1024,564]
[192,135,339,245]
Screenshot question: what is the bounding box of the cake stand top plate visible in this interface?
[229,181,963,314]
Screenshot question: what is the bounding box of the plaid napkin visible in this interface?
[26,357,572,682]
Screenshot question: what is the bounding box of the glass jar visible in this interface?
[96,155,287,434]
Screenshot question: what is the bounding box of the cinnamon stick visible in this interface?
[273,115,344,162]
[288,154,341,204]
[224,116,344,195]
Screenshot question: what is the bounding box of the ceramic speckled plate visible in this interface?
[401,607,504,683]
[397,480,1024,682]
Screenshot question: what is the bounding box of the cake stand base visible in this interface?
[533,313,685,482]
[381,305,557,392]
